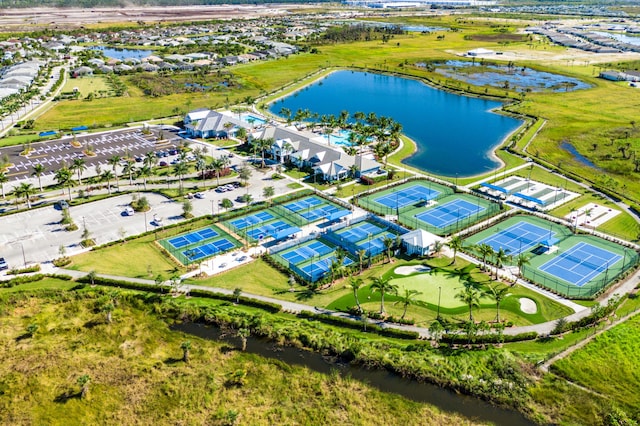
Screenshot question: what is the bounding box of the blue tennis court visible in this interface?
[182,238,236,261]
[337,222,384,244]
[415,199,485,228]
[283,196,324,212]
[480,221,553,255]
[167,227,219,249]
[229,211,274,230]
[245,220,291,241]
[356,231,396,256]
[301,204,344,222]
[539,242,622,287]
[300,256,354,278]
[281,240,334,265]
[374,184,441,209]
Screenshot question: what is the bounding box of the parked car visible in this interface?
[219,263,227,268]
[194,192,205,199]
[237,256,247,262]
[0,257,8,271]
[159,161,168,167]
[56,200,69,210]
[125,206,135,216]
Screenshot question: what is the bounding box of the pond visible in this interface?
[270,70,522,177]
[92,46,152,60]
[434,60,591,93]
[561,141,601,170]
[173,322,535,426]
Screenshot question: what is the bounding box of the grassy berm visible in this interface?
[0,289,476,426]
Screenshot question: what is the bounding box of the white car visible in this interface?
[125,206,135,216]
[194,192,205,199]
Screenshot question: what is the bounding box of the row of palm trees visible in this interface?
[348,275,421,320]
[447,235,531,278]
[2,145,234,207]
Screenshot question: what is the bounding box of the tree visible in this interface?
[262,186,275,203]
[181,340,191,363]
[476,243,494,271]
[54,166,74,200]
[383,236,394,263]
[233,287,242,304]
[447,235,464,265]
[182,199,193,218]
[369,275,398,314]
[32,164,46,192]
[486,283,509,323]
[357,249,367,274]
[394,288,422,319]
[0,172,7,199]
[428,321,444,347]
[238,165,252,193]
[26,323,38,337]
[101,170,114,194]
[122,159,136,186]
[493,248,511,280]
[138,165,153,190]
[71,157,87,185]
[456,283,481,322]
[102,299,115,324]
[221,198,233,210]
[173,161,189,193]
[515,253,531,277]
[15,182,35,209]
[77,375,91,399]
[348,277,364,313]
[108,155,121,190]
[87,270,97,285]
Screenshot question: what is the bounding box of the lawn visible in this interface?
[0,290,471,425]
[551,313,640,414]
[61,75,111,98]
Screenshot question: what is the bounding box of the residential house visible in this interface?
[184,109,246,139]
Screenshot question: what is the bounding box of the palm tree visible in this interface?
[493,248,511,280]
[0,172,7,199]
[394,288,422,319]
[329,257,341,284]
[383,236,394,263]
[428,321,444,347]
[238,165,252,193]
[447,235,464,265]
[237,328,250,351]
[208,157,225,186]
[54,166,74,200]
[138,165,153,190]
[173,161,189,193]
[108,155,121,190]
[256,137,274,168]
[144,151,157,168]
[77,375,91,399]
[369,275,398,314]
[101,170,114,194]
[486,283,509,323]
[31,164,46,192]
[122,159,136,185]
[515,253,531,277]
[263,186,275,204]
[348,277,364,313]
[357,249,367,274]
[70,157,86,185]
[456,284,481,322]
[233,287,242,303]
[15,182,35,209]
[477,243,494,271]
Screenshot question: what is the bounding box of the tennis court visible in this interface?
[281,196,350,223]
[183,238,236,261]
[356,231,397,256]
[336,222,385,244]
[374,184,441,210]
[280,240,334,265]
[479,220,555,255]
[228,211,274,230]
[415,199,485,228]
[299,255,354,280]
[538,242,621,287]
[167,227,218,249]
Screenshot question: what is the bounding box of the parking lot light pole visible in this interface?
[144,211,148,233]
[20,243,26,268]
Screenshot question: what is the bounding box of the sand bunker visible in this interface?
[519,298,537,314]
[395,265,431,276]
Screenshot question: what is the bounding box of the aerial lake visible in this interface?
[92,46,152,60]
[270,70,523,177]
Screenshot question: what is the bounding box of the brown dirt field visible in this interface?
[0,5,315,31]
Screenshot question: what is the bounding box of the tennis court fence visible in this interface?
[269,233,319,255]
[521,249,639,299]
[270,204,309,227]
[399,202,501,236]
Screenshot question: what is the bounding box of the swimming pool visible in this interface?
[240,113,268,126]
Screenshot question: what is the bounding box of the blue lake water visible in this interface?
[269,70,522,177]
[92,46,152,60]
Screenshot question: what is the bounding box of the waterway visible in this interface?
[173,322,535,426]
[270,70,523,177]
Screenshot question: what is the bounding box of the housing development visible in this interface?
[0,3,639,425]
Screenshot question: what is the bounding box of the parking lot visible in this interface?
[1,127,180,182]
[0,192,183,271]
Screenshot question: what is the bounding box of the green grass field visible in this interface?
[62,75,111,98]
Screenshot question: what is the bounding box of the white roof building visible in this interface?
[400,229,441,257]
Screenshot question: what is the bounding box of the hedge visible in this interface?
[441,331,538,345]
[298,311,420,340]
